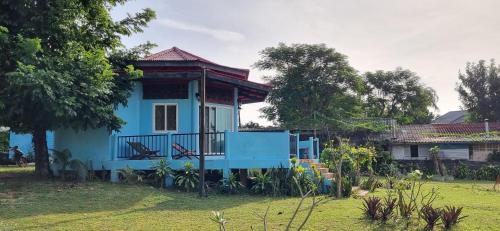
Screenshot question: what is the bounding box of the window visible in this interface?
[153,104,177,132]
[410,145,419,158]
[469,145,473,160]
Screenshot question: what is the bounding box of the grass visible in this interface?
[0,166,499,230]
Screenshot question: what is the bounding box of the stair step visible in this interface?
[318,168,329,174]
[322,172,334,179]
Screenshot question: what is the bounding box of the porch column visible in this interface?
[191,80,199,133]
[233,87,239,132]
[308,137,314,159]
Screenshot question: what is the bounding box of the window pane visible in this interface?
[410,145,418,157]
[155,105,165,131]
[166,105,177,131]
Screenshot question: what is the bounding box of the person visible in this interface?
[11,146,27,167]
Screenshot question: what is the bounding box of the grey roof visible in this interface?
[376,122,500,144]
[432,110,466,124]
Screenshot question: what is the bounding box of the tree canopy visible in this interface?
[364,68,438,124]
[254,43,364,130]
[456,59,500,122]
[0,1,155,178]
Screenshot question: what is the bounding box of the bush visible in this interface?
[175,162,199,192]
[118,167,145,184]
[474,165,500,181]
[420,205,442,230]
[487,150,500,162]
[362,196,381,220]
[373,150,395,176]
[360,175,381,192]
[219,172,242,194]
[454,162,472,179]
[378,197,397,223]
[330,176,352,198]
[251,171,272,195]
[151,159,173,188]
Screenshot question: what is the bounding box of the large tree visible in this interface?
[364,68,438,124]
[456,59,500,122]
[254,43,364,130]
[0,1,155,178]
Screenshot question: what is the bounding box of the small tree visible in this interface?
[428,146,445,176]
[351,146,375,186]
[321,139,352,198]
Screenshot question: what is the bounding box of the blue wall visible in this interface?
[226,131,290,168]
[54,128,111,170]
[9,131,54,157]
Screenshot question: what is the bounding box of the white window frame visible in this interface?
[152,103,178,133]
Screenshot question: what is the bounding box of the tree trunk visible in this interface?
[33,127,50,178]
[336,160,343,198]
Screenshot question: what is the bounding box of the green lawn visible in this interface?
[0,166,499,230]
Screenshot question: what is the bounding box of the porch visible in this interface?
[106,131,319,181]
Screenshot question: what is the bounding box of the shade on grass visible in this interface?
[0,166,499,230]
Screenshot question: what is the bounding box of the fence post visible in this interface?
[167,133,172,160]
[308,137,314,160]
[224,130,230,160]
[110,134,117,161]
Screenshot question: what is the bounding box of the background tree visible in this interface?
[254,43,364,131]
[0,1,155,178]
[456,59,500,122]
[364,68,438,124]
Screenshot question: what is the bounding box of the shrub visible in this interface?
[251,171,271,195]
[151,159,173,188]
[268,167,293,196]
[441,206,467,229]
[219,172,242,194]
[175,162,199,192]
[420,205,442,230]
[454,162,472,179]
[475,165,500,181]
[360,175,381,192]
[362,196,381,220]
[487,150,500,162]
[118,167,145,184]
[330,176,352,198]
[378,197,397,223]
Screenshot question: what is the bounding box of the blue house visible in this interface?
[15,47,321,181]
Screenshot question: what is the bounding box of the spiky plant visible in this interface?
[441,206,467,229]
[362,196,382,220]
[151,159,173,188]
[175,162,199,192]
[420,205,442,230]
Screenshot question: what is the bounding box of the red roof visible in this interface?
[142,47,216,63]
[383,122,500,144]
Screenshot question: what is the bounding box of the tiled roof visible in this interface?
[381,122,500,144]
[142,46,216,63]
[432,110,466,124]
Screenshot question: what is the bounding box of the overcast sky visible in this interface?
[112,0,500,125]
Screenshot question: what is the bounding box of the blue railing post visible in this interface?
[224,130,230,160]
[308,137,314,159]
[110,134,117,161]
[315,138,320,160]
[167,133,172,160]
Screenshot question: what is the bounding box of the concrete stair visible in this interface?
[299,159,335,181]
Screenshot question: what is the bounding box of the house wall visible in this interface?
[391,144,469,160]
[53,127,111,169]
[8,131,54,157]
[471,143,500,161]
[222,131,291,168]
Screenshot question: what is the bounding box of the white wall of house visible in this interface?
[391,144,469,160]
